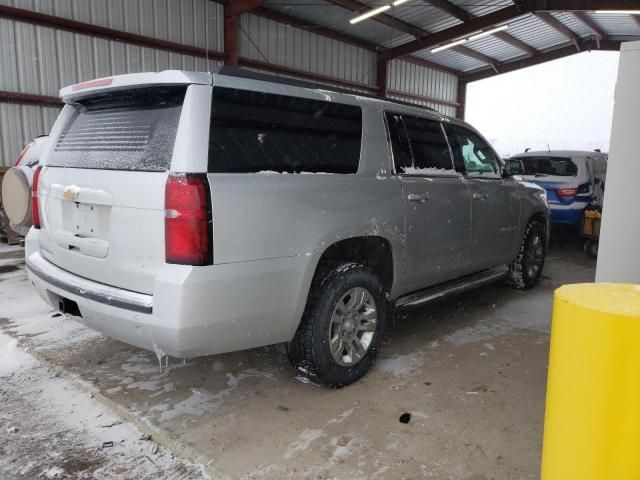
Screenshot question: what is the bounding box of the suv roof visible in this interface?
[59,67,444,117]
[512,150,608,159]
[214,67,439,114]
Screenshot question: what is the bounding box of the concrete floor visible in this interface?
[0,235,596,480]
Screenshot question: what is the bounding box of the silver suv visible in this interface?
[25,69,549,387]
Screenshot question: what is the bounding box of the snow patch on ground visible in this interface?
[377,353,424,377]
[0,332,208,479]
[0,331,34,376]
[148,368,274,423]
[442,320,513,346]
[283,428,326,460]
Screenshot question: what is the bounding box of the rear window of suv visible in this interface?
[513,156,578,176]
[48,86,187,171]
[208,87,362,174]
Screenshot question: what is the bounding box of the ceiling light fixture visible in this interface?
[469,24,509,41]
[431,38,468,53]
[350,5,392,24]
[594,10,640,14]
[392,0,411,5]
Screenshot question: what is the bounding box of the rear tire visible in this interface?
[287,263,387,388]
[507,220,546,290]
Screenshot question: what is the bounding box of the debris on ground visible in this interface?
[399,413,411,424]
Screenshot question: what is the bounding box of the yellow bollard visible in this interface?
[541,283,640,480]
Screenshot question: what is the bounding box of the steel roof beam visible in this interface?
[382,0,640,60]
[381,4,526,60]
[226,0,264,16]
[492,31,539,56]
[325,0,426,37]
[534,11,582,50]
[573,11,605,38]
[573,11,605,48]
[424,0,538,55]
[452,46,500,72]
[462,38,622,83]
[326,0,500,67]
[423,0,473,22]
[252,6,382,51]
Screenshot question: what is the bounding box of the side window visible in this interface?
[384,112,412,173]
[403,116,454,172]
[209,87,362,173]
[445,124,499,177]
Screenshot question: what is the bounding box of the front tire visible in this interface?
[507,220,546,290]
[287,263,387,388]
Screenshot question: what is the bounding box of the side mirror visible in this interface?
[504,160,524,177]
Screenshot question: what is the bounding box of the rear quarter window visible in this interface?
[208,87,362,174]
[48,86,187,171]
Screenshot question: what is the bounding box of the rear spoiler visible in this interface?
[59,70,212,102]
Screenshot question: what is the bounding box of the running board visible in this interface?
[395,266,508,309]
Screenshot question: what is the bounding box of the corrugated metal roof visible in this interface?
[413,48,487,71]
[264,0,410,47]
[265,2,640,74]
[359,0,463,33]
[550,12,593,37]
[451,0,514,18]
[464,34,524,62]
[506,14,571,51]
[589,12,640,37]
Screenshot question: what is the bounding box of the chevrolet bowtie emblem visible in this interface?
[63,188,78,200]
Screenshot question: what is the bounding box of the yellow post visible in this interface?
[541,283,640,480]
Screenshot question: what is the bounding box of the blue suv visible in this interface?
[508,151,607,227]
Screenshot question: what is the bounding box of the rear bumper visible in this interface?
[549,203,586,226]
[25,231,314,358]
[26,252,153,313]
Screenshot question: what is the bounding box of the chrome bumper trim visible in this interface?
[26,252,153,314]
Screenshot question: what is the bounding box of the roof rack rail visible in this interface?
[215,66,438,114]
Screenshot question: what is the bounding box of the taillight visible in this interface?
[15,144,31,166]
[557,187,578,198]
[164,173,212,266]
[32,166,42,229]
[577,182,590,194]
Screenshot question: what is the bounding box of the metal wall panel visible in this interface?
[1,0,461,165]
[239,13,377,87]
[0,0,223,165]
[388,58,458,117]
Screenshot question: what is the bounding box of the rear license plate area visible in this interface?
[67,202,98,236]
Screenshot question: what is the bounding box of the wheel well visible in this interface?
[314,237,394,293]
[529,212,548,229]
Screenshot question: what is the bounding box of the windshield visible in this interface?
[511,156,578,177]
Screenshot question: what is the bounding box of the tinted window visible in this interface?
[516,156,578,177]
[385,113,412,173]
[403,116,453,171]
[445,124,499,177]
[49,86,186,171]
[209,87,362,173]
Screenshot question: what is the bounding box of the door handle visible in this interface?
[407,193,430,202]
[473,193,489,200]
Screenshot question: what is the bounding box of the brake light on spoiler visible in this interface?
[164,173,213,266]
[71,77,113,91]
